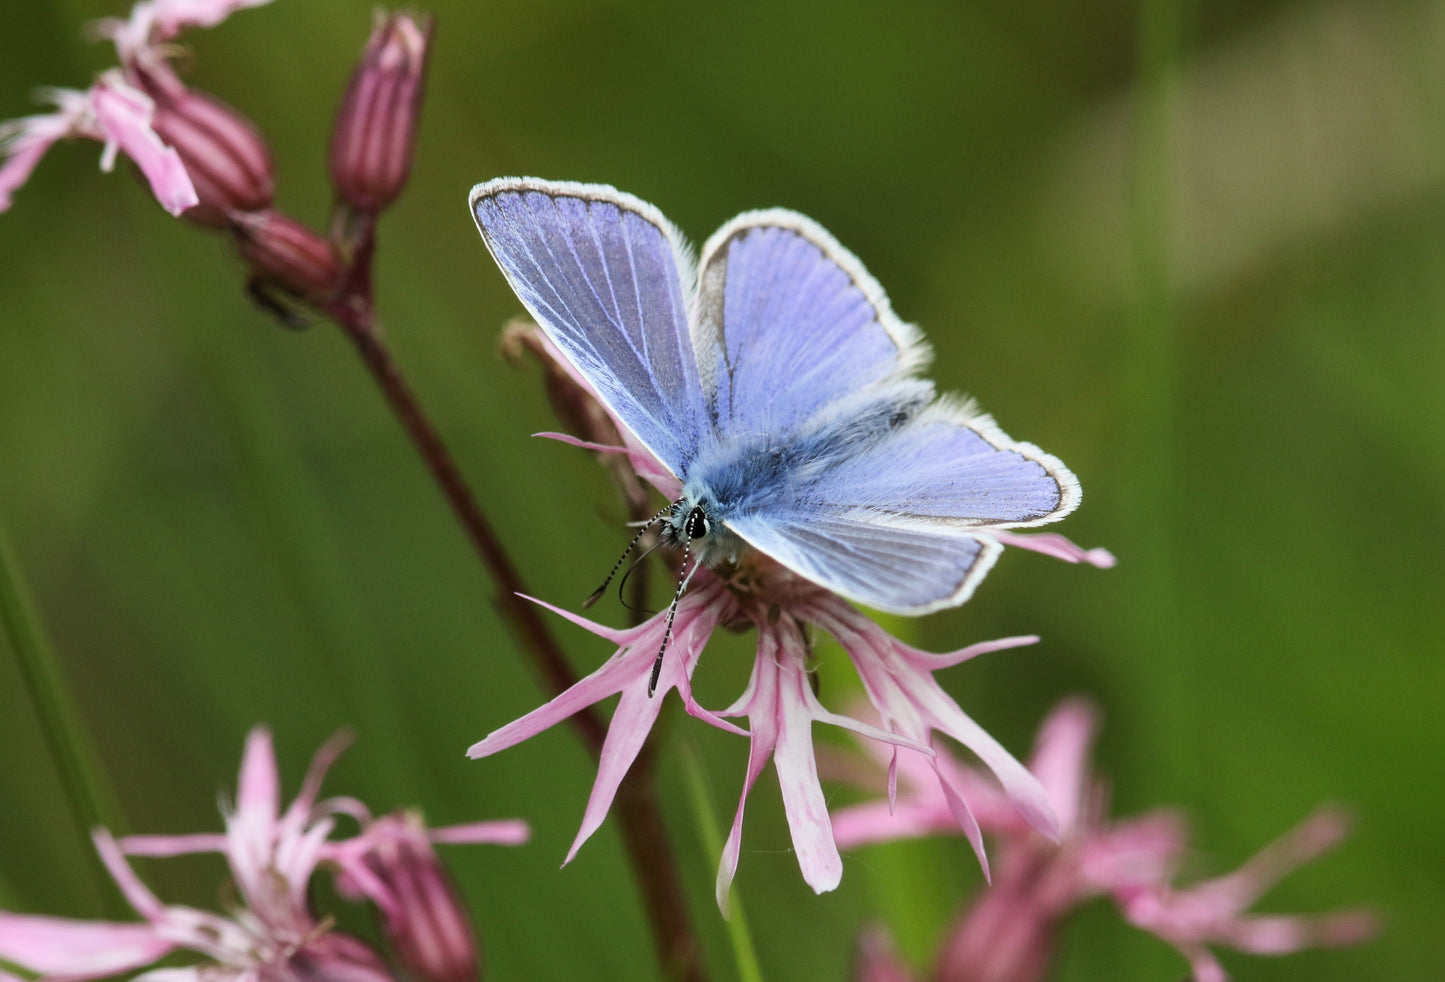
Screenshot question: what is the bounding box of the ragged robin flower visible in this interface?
[470,325,1115,912]
[833,698,1377,982]
[0,727,527,982]
[0,0,279,219]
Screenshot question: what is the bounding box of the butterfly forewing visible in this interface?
[694,211,928,442]
[470,178,708,476]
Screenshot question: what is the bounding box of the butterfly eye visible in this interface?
[684,505,710,541]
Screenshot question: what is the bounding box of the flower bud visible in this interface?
[121,57,275,227]
[233,209,342,301]
[329,12,433,214]
[930,849,1069,982]
[149,86,275,226]
[282,931,398,982]
[335,813,480,982]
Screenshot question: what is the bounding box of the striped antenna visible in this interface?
[649,543,703,697]
[584,503,674,608]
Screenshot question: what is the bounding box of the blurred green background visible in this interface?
[1,0,1441,979]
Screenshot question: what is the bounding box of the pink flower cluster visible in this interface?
[1,0,431,309]
[0,0,275,216]
[0,728,526,982]
[835,699,1377,982]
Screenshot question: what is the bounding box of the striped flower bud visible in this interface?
[329,12,433,214]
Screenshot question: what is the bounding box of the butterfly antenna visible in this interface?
[617,539,666,613]
[584,504,673,608]
[649,545,702,698]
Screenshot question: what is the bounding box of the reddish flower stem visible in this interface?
[616,745,705,982]
[320,224,705,981]
[328,298,609,752]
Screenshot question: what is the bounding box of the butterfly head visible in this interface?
[661,487,743,569]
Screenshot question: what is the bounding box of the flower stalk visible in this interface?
[0,517,125,910]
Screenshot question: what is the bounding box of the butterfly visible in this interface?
[469,178,1079,686]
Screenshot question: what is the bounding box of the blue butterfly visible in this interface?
[470,178,1079,681]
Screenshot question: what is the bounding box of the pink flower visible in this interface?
[329,812,529,982]
[0,727,527,982]
[831,698,1377,982]
[472,327,1114,911]
[329,12,434,214]
[1117,807,1379,982]
[95,0,276,71]
[853,923,918,982]
[1,0,274,217]
[0,76,196,215]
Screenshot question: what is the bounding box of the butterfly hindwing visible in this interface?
[795,402,1079,526]
[729,509,1003,614]
[470,178,708,476]
[723,404,1079,613]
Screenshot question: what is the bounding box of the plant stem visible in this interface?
[616,744,708,982]
[328,298,607,751]
[320,238,706,978]
[682,739,762,982]
[0,515,125,908]
[1124,0,1190,785]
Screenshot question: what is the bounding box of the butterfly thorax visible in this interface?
[668,383,934,567]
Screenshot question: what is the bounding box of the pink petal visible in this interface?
[854,924,916,982]
[986,529,1117,568]
[886,747,899,811]
[0,913,172,976]
[471,583,737,759]
[1184,948,1228,982]
[130,969,205,982]
[1027,697,1100,835]
[1078,811,1186,895]
[768,633,842,895]
[1193,806,1353,911]
[567,594,729,861]
[806,697,934,758]
[716,646,783,914]
[235,727,280,834]
[775,721,842,896]
[517,592,641,645]
[1219,911,1379,955]
[272,816,336,911]
[913,634,1039,671]
[563,681,669,865]
[533,431,629,454]
[89,74,197,216]
[1,94,92,213]
[830,798,951,850]
[0,136,57,212]
[118,832,229,856]
[818,604,1058,843]
[91,829,167,922]
[429,819,531,846]
[281,729,354,843]
[933,759,990,882]
[146,0,275,38]
[923,693,1058,841]
[466,648,637,760]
